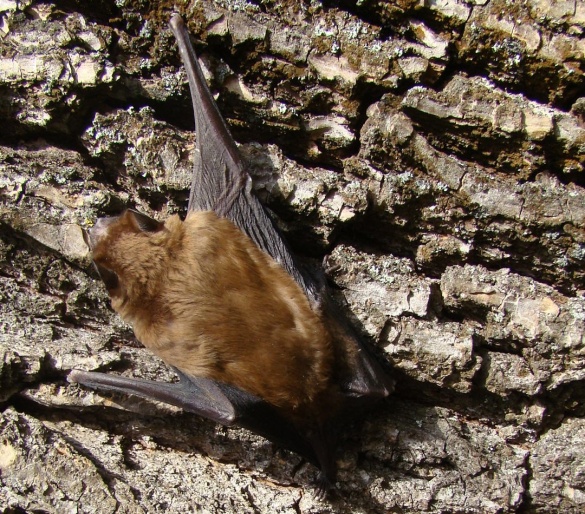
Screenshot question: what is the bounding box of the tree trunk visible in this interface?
[1,1,584,512]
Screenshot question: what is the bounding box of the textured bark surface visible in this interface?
[1,1,584,512]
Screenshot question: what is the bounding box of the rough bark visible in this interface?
[1,0,584,512]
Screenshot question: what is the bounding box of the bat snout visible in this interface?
[84,216,118,250]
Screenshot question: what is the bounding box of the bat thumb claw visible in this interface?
[67,369,87,384]
[169,12,184,32]
[68,369,80,383]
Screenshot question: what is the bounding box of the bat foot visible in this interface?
[313,472,334,500]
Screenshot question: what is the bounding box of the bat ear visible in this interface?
[126,209,164,233]
[94,263,119,291]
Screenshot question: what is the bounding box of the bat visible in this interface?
[70,13,392,495]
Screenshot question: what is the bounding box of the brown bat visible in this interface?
[70,13,392,494]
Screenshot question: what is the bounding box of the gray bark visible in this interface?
[1,0,584,512]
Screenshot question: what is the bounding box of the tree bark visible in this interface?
[1,1,584,512]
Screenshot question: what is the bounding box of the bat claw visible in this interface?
[67,369,84,383]
[313,472,334,500]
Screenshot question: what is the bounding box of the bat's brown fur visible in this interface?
[89,210,334,420]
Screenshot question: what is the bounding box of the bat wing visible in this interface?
[169,14,392,402]
[68,369,318,466]
[169,14,318,303]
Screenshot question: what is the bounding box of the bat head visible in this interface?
[83,209,171,306]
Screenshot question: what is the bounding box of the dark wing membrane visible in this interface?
[169,14,243,214]
[68,369,318,466]
[68,369,236,424]
[169,15,318,302]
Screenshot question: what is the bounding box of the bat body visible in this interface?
[71,14,391,494]
[85,210,333,417]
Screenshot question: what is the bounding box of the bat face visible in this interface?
[83,210,169,309]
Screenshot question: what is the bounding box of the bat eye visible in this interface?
[94,263,119,291]
[127,209,163,233]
